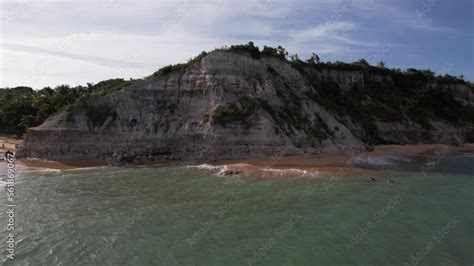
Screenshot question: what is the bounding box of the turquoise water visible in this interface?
[1,154,473,265]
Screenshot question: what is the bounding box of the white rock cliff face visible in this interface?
[19,51,473,162]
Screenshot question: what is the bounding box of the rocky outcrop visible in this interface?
[19,50,474,162]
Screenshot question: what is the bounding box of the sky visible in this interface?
[0,0,473,89]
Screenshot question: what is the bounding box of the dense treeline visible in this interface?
[1,42,472,137]
[0,79,135,136]
[222,42,469,84]
[220,42,474,134]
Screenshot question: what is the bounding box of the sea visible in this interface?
[0,153,473,265]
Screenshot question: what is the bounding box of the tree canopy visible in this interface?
[0,79,134,136]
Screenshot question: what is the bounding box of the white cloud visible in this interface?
[289,21,356,41]
[0,0,466,88]
[287,21,375,56]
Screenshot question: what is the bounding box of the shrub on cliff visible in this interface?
[149,51,208,78]
[306,53,321,65]
[151,63,188,77]
[226,42,261,59]
[212,97,258,126]
[85,104,116,129]
[261,45,288,59]
[352,59,370,67]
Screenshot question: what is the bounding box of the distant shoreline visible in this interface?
[11,144,474,175]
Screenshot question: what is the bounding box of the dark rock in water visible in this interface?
[219,169,243,176]
[18,50,474,162]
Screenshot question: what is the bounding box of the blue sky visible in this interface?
[0,0,473,88]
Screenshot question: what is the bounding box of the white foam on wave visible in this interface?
[261,168,319,178]
[19,168,62,173]
[187,164,232,176]
[189,164,319,178]
[67,166,108,172]
[0,161,62,174]
[189,164,227,171]
[347,154,412,167]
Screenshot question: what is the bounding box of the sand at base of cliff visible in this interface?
[17,158,170,171]
[20,159,109,170]
[12,144,474,174]
[215,144,474,175]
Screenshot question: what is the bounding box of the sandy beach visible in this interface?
[9,144,474,175]
[213,144,474,175]
[16,158,170,171]
[20,158,110,170]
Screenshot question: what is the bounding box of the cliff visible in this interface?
[19,49,474,163]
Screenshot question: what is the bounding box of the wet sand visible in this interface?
[214,144,474,175]
[10,144,474,175]
[17,158,170,171]
[20,159,110,170]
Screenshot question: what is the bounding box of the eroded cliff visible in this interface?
[19,50,474,162]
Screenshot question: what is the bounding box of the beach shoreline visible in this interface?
[212,143,474,175]
[8,143,474,174]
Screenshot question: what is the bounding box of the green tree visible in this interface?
[306,53,321,65]
[32,87,56,122]
[289,53,300,62]
[277,46,288,59]
[353,59,370,67]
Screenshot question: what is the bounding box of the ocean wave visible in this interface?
[347,154,411,167]
[67,166,108,172]
[261,168,319,178]
[188,164,320,178]
[15,167,62,174]
[0,163,63,174]
[187,164,236,176]
[188,164,227,171]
